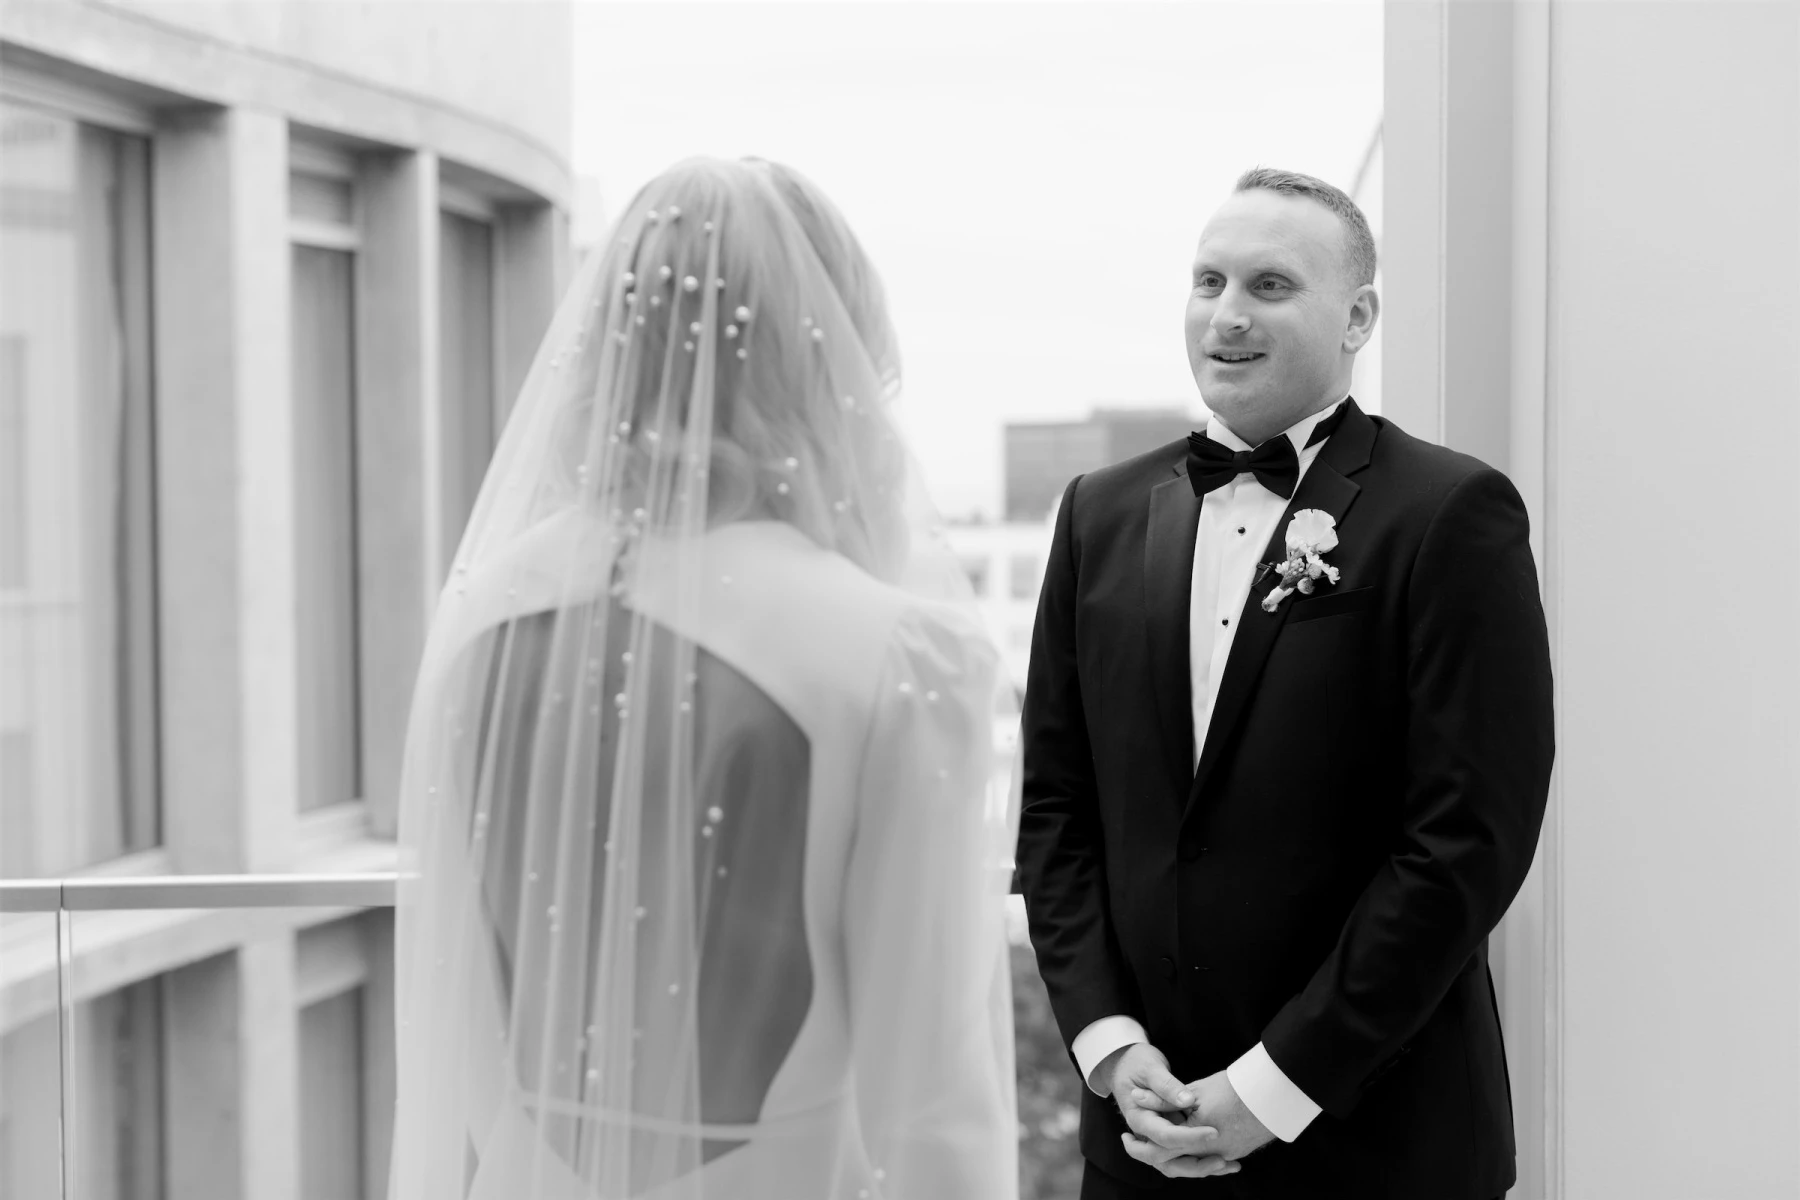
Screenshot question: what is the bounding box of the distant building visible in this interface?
[952,406,1195,689]
[945,516,1056,693]
[1004,407,1194,522]
[0,3,571,1195]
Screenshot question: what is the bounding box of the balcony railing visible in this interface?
[0,872,1056,1199]
[0,871,400,914]
[0,872,402,1200]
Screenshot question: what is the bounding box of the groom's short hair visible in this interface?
[1234,166,1377,290]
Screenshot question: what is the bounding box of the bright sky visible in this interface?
[572,0,1383,518]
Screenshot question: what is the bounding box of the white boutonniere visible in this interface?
[1260,509,1342,613]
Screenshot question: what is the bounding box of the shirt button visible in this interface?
[1237,526,1247,535]
[1221,618,1229,627]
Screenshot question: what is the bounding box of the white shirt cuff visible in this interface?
[1225,1042,1321,1142]
[1071,1015,1149,1096]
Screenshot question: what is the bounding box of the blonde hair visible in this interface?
[558,158,910,578]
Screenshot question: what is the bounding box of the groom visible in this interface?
[1016,167,1554,1198]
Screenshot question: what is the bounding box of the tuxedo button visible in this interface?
[1158,956,1176,981]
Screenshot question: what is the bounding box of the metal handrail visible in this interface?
[0,872,399,913]
[0,880,63,913]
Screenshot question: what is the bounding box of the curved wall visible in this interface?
[1,0,571,203]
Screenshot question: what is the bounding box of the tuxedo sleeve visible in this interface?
[1016,475,1144,1053]
[1261,467,1555,1118]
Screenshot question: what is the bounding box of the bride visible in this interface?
[387,158,1020,1199]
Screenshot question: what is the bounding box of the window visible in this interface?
[291,161,364,812]
[959,554,990,598]
[0,977,164,1199]
[296,913,394,1200]
[300,988,368,1199]
[0,101,159,875]
[439,206,499,568]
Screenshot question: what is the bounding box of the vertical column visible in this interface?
[355,149,440,835]
[1379,0,1446,443]
[152,105,298,873]
[1381,0,1517,470]
[151,105,302,1200]
[1498,5,1557,1198]
[1384,3,1557,1194]
[1439,0,1516,471]
[239,934,301,1197]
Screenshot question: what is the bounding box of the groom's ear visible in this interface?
[1343,284,1380,353]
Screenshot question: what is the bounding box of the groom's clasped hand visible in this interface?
[1108,1044,1273,1179]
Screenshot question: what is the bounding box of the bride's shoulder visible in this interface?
[881,598,1000,699]
[709,521,996,694]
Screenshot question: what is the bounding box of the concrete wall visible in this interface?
[1,0,571,205]
[1548,4,1799,1195]
[1384,2,1800,1195]
[113,0,571,165]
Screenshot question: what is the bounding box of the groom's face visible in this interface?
[1184,189,1362,440]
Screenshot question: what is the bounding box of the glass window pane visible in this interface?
[292,245,363,810]
[0,102,159,875]
[71,979,165,1200]
[289,171,354,227]
[0,914,62,1197]
[438,210,496,571]
[0,973,164,1200]
[300,988,366,1200]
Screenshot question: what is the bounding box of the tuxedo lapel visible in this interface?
[1186,401,1378,817]
[1145,467,1202,800]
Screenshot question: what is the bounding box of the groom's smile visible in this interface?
[1207,350,1266,366]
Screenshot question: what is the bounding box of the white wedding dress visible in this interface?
[390,157,1017,1200]
[400,519,1017,1200]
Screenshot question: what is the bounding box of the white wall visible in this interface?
[1548,3,1799,1195]
[1385,2,1800,1195]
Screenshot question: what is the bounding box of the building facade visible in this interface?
[1003,407,1194,523]
[0,2,572,1196]
[954,406,1198,690]
[944,516,1055,694]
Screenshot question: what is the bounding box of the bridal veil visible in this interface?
[388,158,1018,1199]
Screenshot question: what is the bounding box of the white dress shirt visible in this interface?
[1068,397,1347,1144]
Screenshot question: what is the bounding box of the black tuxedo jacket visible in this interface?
[1016,401,1554,1198]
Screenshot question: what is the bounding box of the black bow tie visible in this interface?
[1186,403,1348,500]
